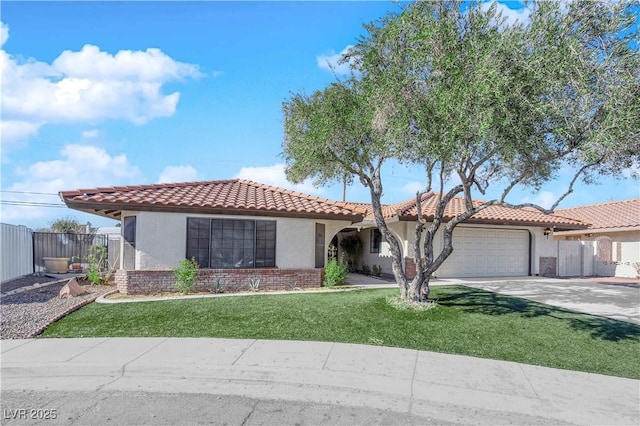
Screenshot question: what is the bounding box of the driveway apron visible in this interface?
[451,277,640,324]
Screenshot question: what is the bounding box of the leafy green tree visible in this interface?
[283,0,639,302]
[44,216,96,234]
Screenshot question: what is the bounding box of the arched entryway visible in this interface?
[328,225,404,277]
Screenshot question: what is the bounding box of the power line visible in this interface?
[0,190,60,196]
[0,200,67,208]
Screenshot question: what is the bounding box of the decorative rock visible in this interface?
[2,281,112,339]
[59,278,88,299]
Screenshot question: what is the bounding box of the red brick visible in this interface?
[116,268,323,295]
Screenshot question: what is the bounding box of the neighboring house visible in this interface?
[96,226,121,235]
[60,179,586,294]
[554,199,640,278]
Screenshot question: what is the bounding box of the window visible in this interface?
[315,223,325,268]
[123,216,136,270]
[187,218,276,268]
[370,228,382,253]
[123,216,136,247]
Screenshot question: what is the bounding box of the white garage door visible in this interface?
[437,228,529,278]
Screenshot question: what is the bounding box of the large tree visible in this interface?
[282,0,639,302]
[39,216,96,234]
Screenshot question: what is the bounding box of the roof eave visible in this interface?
[554,225,640,236]
[62,200,364,223]
[395,214,587,230]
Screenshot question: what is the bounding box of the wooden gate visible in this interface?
[558,240,596,277]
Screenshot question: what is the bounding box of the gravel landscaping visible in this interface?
[0,274,59,294]
[1,279,113,339]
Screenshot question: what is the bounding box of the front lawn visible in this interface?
[41,286,640,378]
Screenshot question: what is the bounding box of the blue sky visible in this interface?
[1,1,638,229]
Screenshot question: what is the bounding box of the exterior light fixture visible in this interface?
[543,227,552,239]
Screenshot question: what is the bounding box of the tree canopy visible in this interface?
[41,216,96,234]
[282,0,640,302]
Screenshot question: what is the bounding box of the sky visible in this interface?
[1,1,638,230]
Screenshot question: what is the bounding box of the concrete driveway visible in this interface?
[443,277,640,324]
[346,273,639,324]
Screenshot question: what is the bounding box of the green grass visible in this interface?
[41,286,640,379]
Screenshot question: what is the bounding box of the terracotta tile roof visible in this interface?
[60,179,366,221]
[347,192,434,219]
[555,199,640,231]
[60,178,592,229]
[352,193,587,228]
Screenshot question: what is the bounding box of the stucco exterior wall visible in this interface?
[558,230,640,278]
[345,221,555,277]
[404,223,555,277]
[555,230,640,278]
[120,211,353,271]
[532,228,558,274]
[359,222,406,275]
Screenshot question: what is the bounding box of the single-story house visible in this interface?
[553,199,640,278]
[60,179,587,294]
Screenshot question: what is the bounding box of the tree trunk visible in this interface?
[408,275,431,302]
[367,172,409,298]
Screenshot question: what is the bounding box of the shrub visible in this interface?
[173,258,200,294]
[87,269,101,285]
[248,277,260,292]
[372,265,382,277]
[86,244,108,285]
[207,278,225,294]
[324,260,348,287]
[361,264,371,275]
[214,278,225,294]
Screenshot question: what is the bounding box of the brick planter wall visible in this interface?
[114,268,323,295]
[404,257,424,279]
[539,257,557,278]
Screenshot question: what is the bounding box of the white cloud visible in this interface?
[82,129,99,138]
[1,120,42,146]
[480,1,531,26]
[0,21,202,146]
[158,165,199,183]
[522,191,557,209]
[317,45,355,75]
[1,144,139,224]
[234,163,324,196]
[0,21,8,47]
[401,181,426,195]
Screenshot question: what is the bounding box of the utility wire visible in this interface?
[0,200,67,208]
[1,190,60,196]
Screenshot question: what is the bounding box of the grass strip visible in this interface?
[41,285,640,379]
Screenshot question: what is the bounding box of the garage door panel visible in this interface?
[437,228,529,278]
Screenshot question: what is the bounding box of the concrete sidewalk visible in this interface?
[2,338,638,425]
